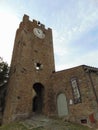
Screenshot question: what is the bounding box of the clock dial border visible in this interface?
[33,28,45,39]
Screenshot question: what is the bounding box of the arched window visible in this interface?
[71,78,81,104]
[57,93,68,117]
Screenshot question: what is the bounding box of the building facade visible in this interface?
[2,15,98,126]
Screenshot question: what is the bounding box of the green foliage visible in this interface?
[0,57,9,113]
[0,57,9,86]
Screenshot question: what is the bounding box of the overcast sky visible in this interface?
[0,0,98,71]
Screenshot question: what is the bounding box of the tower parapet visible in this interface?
[19,14,51,31]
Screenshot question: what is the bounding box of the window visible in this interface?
[81,119,87,124]
[35,63,43,70]
[71,78,81,104]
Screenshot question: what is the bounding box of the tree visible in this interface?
[0,57,9,114]
[0,57,9,86]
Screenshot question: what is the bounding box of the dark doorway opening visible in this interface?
[32,83,44,114]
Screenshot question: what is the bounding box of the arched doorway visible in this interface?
[57,93,68,117]
[32,83,44,114]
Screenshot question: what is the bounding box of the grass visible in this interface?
[0,122,27,130]
[65,122,93,130]
[0,122,46,130]
[0,120,95,130]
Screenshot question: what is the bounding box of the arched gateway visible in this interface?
[33,83,44,114]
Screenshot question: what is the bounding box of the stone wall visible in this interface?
[51,65,98,124]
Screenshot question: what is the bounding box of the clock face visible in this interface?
[33,28,45,39]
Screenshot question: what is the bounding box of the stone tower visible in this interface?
[3,15,55,124]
